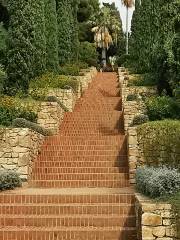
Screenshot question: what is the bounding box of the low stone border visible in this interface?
[0,128,44,180]
[135,194,177,240]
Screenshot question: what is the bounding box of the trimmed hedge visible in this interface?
[137,120,180,169]
[0,170,22,191]
[12,118,52,136]
[136,166,180,198]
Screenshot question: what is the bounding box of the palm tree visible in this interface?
[91,7,113,67]
[121,0,134,55]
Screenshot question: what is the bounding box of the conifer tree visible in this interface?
[44,0,59,72]
[30,0,46,76]
[5,0,34,95]
[56,0,72,65]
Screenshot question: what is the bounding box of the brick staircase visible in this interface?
[0,72,137,240]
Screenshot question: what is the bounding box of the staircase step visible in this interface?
[0,227,137,240]
[0,203,135,215]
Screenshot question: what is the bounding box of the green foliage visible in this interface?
[126,94,138,101]
[0,105,37,127]
[137,120,180,169]
[129,0,180,94]
[131,114,149,126]
[79,42,98,66]
[130,73,157,87]
[145,96,180,120]
[12,118,52,136]
[0,170,22,191]
[59,64,80,76]
[45,96,69,112]
[0,23,8,65]
[136,166,180,198]
[5,0,34,95]
[57,0,79,64]
[30,72,79,91]
[0,64,6,93]
[44,0,59,72]
[30,0,46,76]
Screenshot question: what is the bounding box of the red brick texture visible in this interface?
[0,72,137,239]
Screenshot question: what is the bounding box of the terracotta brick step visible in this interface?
[31,172,129,180]
[44,137,125,145]
[30,179,129,188]
[0,203,134,215]
[34,160,127,168]
[36,155,127,161]
[33,167,129,174]
[0,189,135,204]
[38,150,127,156]
[41,145,124,151]
[0,215,136,228]
[59,132,123,137]
[0,227,137,240]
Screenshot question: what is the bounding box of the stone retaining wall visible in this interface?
[0,128,44,180]
[118,68,156,132]
[37,102,63,134]
[136,194,177,240]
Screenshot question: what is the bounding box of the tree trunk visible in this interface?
[126,6,129,55]
[102,47,106,68]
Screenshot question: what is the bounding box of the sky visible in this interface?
[99,0,135,32]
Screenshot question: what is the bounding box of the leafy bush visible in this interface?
[79,41,98,67]
[45,96,69,112]
[12,118,52,136]
[136,166,180,198]
[131,114,149,126]
[137,120,180,169]
[0,170,22,191]
[30,72,79,91]
[0,65,6,94]
[0,102,37,127]
[59,64,80,76]
[126,94,138,101]
[116,54,131,67]
[145,96,180,120]
[132,73,157,87]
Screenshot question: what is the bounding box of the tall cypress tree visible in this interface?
[5,0,34,95]
[30,0,46,76]
[56,0,72,65]
[70,0,79,62]
[44,0,59,72]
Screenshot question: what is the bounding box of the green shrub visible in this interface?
[145,96,180,120]
[0,104,37,127]
[0,170,22,191]
[30,72,79,91]
[132,73,157,86]
[0,65,6,94]
[45,96,69,112]
[131,114,149,126]
[79,42,98,67]
[137,120,180,169]
[136,166,180,198]
[59,64,80,76]
[126,94,138,101]
[116,54,131,67]
[12,118,52,136]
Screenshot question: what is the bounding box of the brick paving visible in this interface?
[0,72,137,239]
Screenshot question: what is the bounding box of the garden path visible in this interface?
[0,72,137,240]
